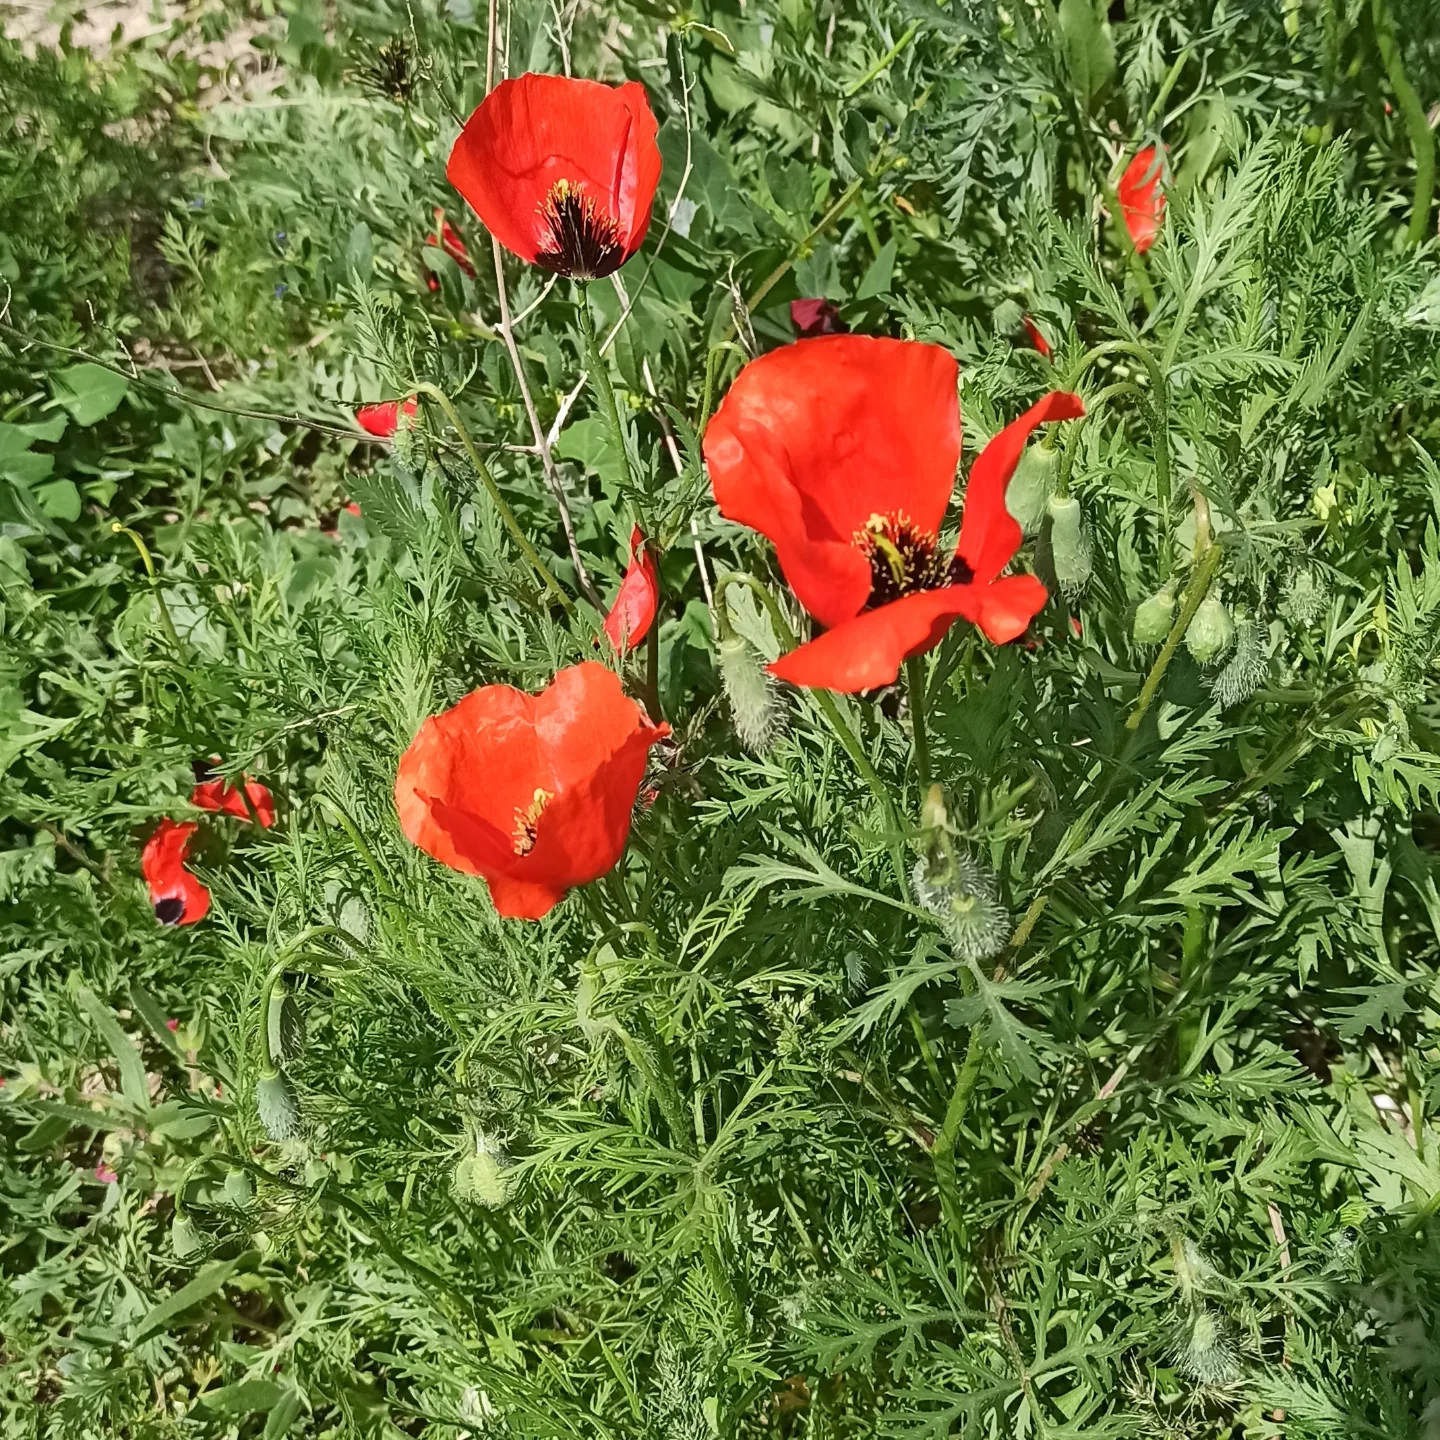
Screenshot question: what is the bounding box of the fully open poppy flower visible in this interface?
[356,397,418,438]
[395,661,669,920]
[1117,145,1166,254]
[447,73,662,280]
[791,298,846,338]
[425,206,476,290]
[602,526,659,653]
[703,335,1083,693]
[1022,315,1052,359]
[191,777,276,828]
[142,819,210,926]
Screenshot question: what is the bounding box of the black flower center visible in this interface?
[535,180,624,280]
[854,512,971,608]
[154,897,185,925]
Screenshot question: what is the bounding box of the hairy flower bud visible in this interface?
[171,1211,203,1259]
[718,635,781,754]
[1132,585,1175,645]
[912,850,1009,962]
[1046,494,1092,598]
[1279,564,1328,627]
[1006,445,1059,536]
[255,1068,303,1142]
[1186,593,1234,665]
[223,1168,254,1209]
[452,1139,510,1209]
[266,982,305,1066]
[1208,609,1268,708]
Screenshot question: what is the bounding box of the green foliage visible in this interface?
[3,0,1440,1437]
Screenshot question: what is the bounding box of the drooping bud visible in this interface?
[1132,585,1175,645]
[1185,593,1234,665]
[1208,608,1268,707]
[171,1211,203,1259]
[255,1068,303,1142]
[266,980,305,1065]
[1046,494,1092,597]
[223,1168,254,1209]
[452,1137,511,1208]
[718,635,781,754]
[1006,445,1059,536]
[912,848,1010,963]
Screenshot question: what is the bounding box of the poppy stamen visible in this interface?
[854,512,949,608]
[512,787,554,856]
[535,180,624,279]
[154,897,185,925]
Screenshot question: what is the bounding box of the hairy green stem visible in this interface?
[112,523,183,652]
[575,286,634,495]
[905,655,932,795]
[1126,540,1224,731]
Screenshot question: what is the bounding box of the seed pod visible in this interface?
[718,635,781,754]
[1186,593,1234,665]
[255,1068,303,1142]
[1006,445,1059,536]
[1132,585,1175,645]
[1046,494,1092,597]
[266,980,305,1065]
[452,1141,510,1209]
[912,851,1009,962]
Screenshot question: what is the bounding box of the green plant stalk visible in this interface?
[1126,539,1223,731]
[844,21,919,97]
[1176,904,1206,1066]
[112,523,183,652]
[575,286,635,495]
[411,383,574,615]
[1372,0,1435,247]
[905,655,932,794]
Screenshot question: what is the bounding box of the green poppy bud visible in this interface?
[1046,494,1092,597]
[1132,585,1175,645]
[1208,609,1268,708]
[255,1068,303,1142]
[1185,593,1234,665]
[1006,445,1059,536]
[912,850,1009,962]
[718,635,781,754]
[1279,565,1328,627]
[452,1142,510,1209]
[266,981,305,1066]
[171,1211,203,1259]
[223,1168,253,1209]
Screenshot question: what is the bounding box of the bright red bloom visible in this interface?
[447,73,662,280]
[603,526,659,653]
[395,661,669,920]
[191,777,276,828]
[1022,315,1052,358]
[142,819,210,926]
[425,207,476,290]
[704,335,1083,692]
[791,298,846,338]
[356,397,418,437]
[1118,145,1166,254]
[343,501,362,517]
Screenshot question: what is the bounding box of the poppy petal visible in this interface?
[1118,145,1166,254]
[1021,316,1052,358]
[356,397,418,438]
[141,819,210,926]
[705,336,961,630]
[191,777,276,828]
[603,527,659,653]
[447,74,661,276]
[956,392,1085,588]
[790,298,845,337]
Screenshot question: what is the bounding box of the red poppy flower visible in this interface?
[602,527,659,653]
[395,661,669,920]
[191,777,276,828]
[356,397,418,438]
[344,501,362,517]
[703,335,1083,693]
[791,298,846,338]
[447,73,662,280]
[1117,145,1166,254]
[142,819,210,926]
[424,206,476,290]
[1021,315,1052,358]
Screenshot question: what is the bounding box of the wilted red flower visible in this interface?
[603,526,659,653]
[395,661,669,919]
[704,335,1083,692]
[791,298,846,338]
[191,777,276,828]
[447,73,662,280]
[142,819,210,926]
[356,397,418,437]
[1021,315,1052,358]
[425,206,476,290]
[1118,145,1166,254]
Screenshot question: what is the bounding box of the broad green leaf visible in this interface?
[855,239,897,300]
[34,478,81,521]
[134,1258,238,1340]
[197,1379,287,1417]
[1058,0,1114,106]
[50,363,130,426]
[76,986,150,1111]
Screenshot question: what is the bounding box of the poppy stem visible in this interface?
[574,284,634,495]
[1372,0,1435,247]
[112,523,184,653]
[410,383,575,616]
[1126,539,1224,732]
[905,656,932,795]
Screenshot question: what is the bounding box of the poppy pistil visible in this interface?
[511,787,554,856]
[855,512,949,608]
[536,180,624,279]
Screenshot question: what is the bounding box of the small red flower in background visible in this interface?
[166,1017,180,1031]
[1021,316,1052,358]
[447,73,662,280]
[356,397,418,438]
[703,335,1083,693]
[344,502,362,517]
[603,527,659,653]
[142,819,210,926]
[95,1163,118,1183]
[395,661,669,919]
[791,298,846,338]
[1118,145,1166,254]
[191,777,276,828]
[424,207,476,291]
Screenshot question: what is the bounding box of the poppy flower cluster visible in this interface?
[142,775,276,926]
[447,73,662,280]
[395,662,668,920]
[704,335,1083,692]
